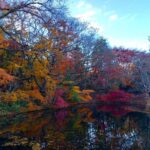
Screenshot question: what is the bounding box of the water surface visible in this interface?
[0,104,150,150]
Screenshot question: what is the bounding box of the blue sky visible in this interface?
[67,0,150,51]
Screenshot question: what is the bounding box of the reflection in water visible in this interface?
[0,105,149,149]
[86,123,97,149]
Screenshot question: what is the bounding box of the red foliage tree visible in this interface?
[96,90,133,102]
[54,88,69,108]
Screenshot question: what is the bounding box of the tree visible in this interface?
[90,38,116,92]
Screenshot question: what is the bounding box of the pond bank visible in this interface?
[1,100,150,118]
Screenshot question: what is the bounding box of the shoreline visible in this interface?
[0,100,149,118]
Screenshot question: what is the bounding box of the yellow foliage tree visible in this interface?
[0,68,14,86]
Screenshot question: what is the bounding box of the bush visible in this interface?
[96,90,133,102]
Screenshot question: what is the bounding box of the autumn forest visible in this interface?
[0,0,150,115]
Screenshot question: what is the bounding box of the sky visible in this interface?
[67,0,150,51]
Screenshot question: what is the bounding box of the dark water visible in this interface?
[0,104,150,150]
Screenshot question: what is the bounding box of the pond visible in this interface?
[0,104,150,150]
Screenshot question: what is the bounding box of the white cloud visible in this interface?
[76,1,92,9]
[76,10,96,21]
[104,10,116,16]
[74,0,98,21]
[69,1,104,34]
[77,1,85,8]
[120,14,137,21]
[109,14,118,21]
[109,38,149,51]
